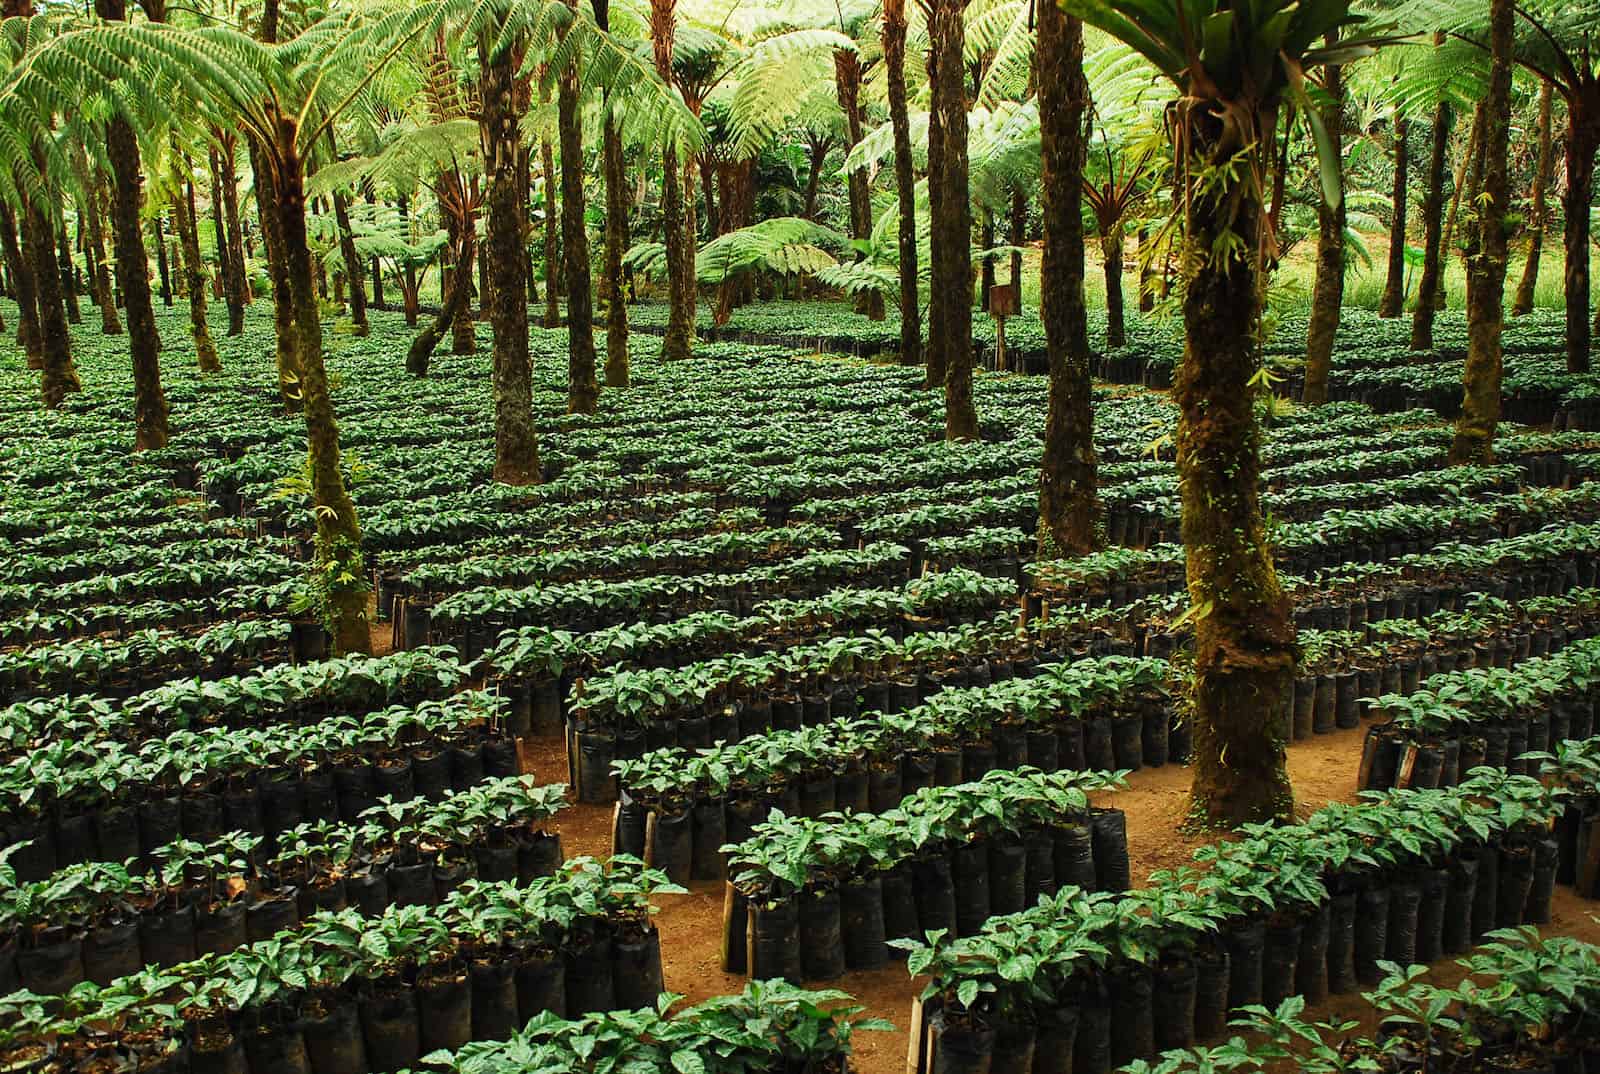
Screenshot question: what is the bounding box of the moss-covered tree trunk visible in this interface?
[928,0,975,438]
[884,0,920,366]
[557,25,599,415]
[1511,81,1554,317]
[272,130,370,656]
[1301,51,1344,406]
[1450,0,1513,462]
[1179,108,1297,829]
[1378,111,1408,319]
[104,137,168,438]
[482,41,541,485]
[172,162,220,373]
[1409,99,1451,351]
[1561,94,1598,374]
[1036,3,1096,558]
[251,143,302,410]
[0,204,43,367]
[600,116,630,386]
[450,193,477,354]
[23,200,79,407]
[407,228,470,376]
[152,215,172,308]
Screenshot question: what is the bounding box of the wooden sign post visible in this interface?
[988,283,1017,372]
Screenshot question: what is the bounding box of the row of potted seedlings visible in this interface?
[1,647,470,759]
[479,568,1017,738]
[1143,927,1600,1074]
[0,776,568,995]
[721,768,1130,983]
[902,764,1570,1074]
[0,692,519,882]
[1361,635,1600,792]
[609,655,1173,874]
[0,858,680,1074]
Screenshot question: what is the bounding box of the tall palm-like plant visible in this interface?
[1068,0,1396,827]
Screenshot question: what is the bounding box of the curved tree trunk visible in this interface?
[1377,111,1409,318]
[542,133,561,329]
[883,0,920,366]
[1,204,43,367]
[1180,106,1296,829]
[407,239,469,375]
[558,29,598,415]
[1511,80,1554,316]
[1409,99,1451,351]
[1301,50,1344,406]
[172,161,220,373]
[81,152,122,335]
[331,181,368,336]
[483,41,541,485]
[929,0,975,439]
[1036,3,1096,559]
[1450,0,1513,463]
[1562,95,1598,374]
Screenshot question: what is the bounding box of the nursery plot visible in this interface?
[6,304,1600,1074]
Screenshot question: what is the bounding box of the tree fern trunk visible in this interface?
[602,115,630,386]
[558,28,598,415]
[1450,0,1513,463]
[56,227,79,325]
[542,134,561,329]
[1179,105,1296,829]
[1562,91,1598,374]
[104,114,169,442]
[1101,227,1124,349]
[483,40,542,484]
[883,0,920,366]
[24,199,79,408]
[1036,2,1096,559]
[172,163,220,373]
[1409,99,1451,351]
[835,49,883,321]
[923,28,946,392]
[215,139,249,334]
[1,204,43,368]
[330,165,368,336]
[1512,81,1553,317]
[930,0,975,439]
[1009,185,1025,314]
[1378,111,1409,319]
[152,214,172,308]
[250,140,301,410]
[1302,48,1344,406]
[274,134,370,656]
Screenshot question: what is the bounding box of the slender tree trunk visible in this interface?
[601,114,630,386]
[1,204,42,367]
[1036,3,1096,558]
[1180,107,1296,829]
[56,227,80,325]
[371,255,384,307]
[1563,96,1598,374]
[699,158,716,237]
[251,141,300,409]
[398,194,419,327]
[1442,102,1486,298]
[329,145,368,336]
[1513,81,1554,316]
[78,156,122,335]
[96,45,169,446]
[1410,99,1451,350]
[835,49,884,320]
[1009,185,1025,313]
[272,137,370,656]
[1378,111,1409,318]
[801,135,830,221]
[172,161,220,373]
[214,142,248,334]
[450,201,477,354]
[1451,0,1513,462]
[541,130,561,329]
[929,0,975,438]
[483,41,541,484]
[152,215,172,307]
[1101,225,1125,348]
[1137,224,1156,312]
[558,22,598,415]
[923,21,946,391]
[23,199,79,406]
[979,210,995,312]
[1301,50,1344,406]
[408,238,468,375]
[651,0,691,361]
[884,0,920,365]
